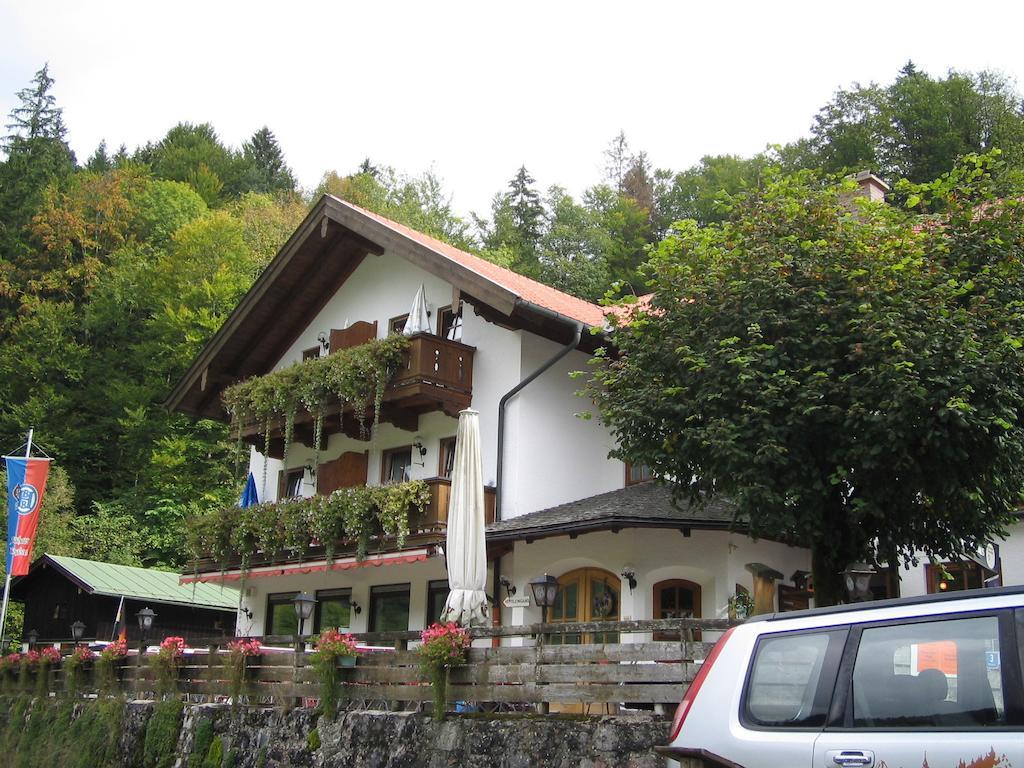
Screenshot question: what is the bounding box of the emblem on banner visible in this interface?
[14,483,38,515]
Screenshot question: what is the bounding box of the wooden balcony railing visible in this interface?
[241,333,475,451]
[384,332,474,415]
[413,478,496,533]
[192,478,497,573]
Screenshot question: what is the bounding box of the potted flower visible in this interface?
[63,646,93,696]
[224,638,262,706]
[309,629,360,720]
[418,622,471,722]
[19,649,41,693]
[151,636,187,697]
[96,639,128,695]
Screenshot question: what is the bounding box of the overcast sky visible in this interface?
[2,1,1024,218]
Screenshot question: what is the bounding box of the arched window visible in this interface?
[653,579,702,641]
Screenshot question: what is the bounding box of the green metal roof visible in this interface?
[44,554,238,611]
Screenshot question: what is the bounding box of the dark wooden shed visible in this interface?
[10,553,239,645]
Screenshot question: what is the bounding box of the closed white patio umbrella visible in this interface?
[402,284,431,336]
[440,409,489,627]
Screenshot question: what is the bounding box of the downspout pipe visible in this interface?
[495,306,584,520]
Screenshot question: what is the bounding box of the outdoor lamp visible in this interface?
[293,592,317,635]
[529,574,560,610]
[70,620,86,642]
[136,606,156,633]
[841,563,876,602]
[26,629,38,646]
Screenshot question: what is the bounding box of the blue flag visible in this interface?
[239,472,259,508]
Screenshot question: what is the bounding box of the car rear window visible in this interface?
[744,629,845,728]
[851,614,1006,728]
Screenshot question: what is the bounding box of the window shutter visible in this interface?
[328,320,377,354]
[317,451,368,495]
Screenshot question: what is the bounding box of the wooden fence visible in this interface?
[10,618,733,713]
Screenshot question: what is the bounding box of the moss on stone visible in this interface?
[201,735,224,768]
[306,727,320,751]
[143,700,184,768]
[188,718,215,768]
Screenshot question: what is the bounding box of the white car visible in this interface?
[658,586,1024,768]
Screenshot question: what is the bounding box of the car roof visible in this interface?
[747,584,1024,625]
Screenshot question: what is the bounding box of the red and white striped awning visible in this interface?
[179,548,434,585]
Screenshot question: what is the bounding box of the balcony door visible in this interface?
[547,568,620,644]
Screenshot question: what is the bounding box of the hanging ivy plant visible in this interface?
[187,480,429,572]
[222,336,409,462]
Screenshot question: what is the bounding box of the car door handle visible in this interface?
[827,750,874,768]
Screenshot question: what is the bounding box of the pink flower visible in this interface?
[100,640,128,660]
[227,638,262,657]
[71,646,94,663]
[158,636,187,659]
[40,647,61,664]
[313,628,360,657]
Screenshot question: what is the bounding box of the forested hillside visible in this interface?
[1,62,1022,571]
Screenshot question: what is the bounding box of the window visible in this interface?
[653,579,701,641]
[302,346,320,361]
[388,314,409,336]
[369,584,410,633]
[625,462,653,485]
[438,437,457,479]
[381,446,413,484]
[927,562,988,594]
[851,615,1006,728]
[426,580,449,625]
[437,304,463,341]
[314,588,352,633]
[279,468,304,499]
[265,592,299,636]
[744,630,845,728]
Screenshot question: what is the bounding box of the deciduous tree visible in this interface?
[586,157,1024,604]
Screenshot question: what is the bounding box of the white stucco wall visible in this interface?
[504,528,811,628]
[501,337,623,519]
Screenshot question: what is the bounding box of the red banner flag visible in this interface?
[5,457,50,576]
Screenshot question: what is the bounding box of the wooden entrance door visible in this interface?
[547,568,620,644]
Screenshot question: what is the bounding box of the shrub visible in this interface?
[224,638,261,706]
[151,637,186,697]
[63,646,93,697]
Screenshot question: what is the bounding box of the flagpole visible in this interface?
[0,427,32,650]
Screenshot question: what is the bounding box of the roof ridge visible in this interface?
[331,197,608,327]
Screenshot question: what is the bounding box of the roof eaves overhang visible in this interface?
[485,515,741,545]
[164,196,337,416]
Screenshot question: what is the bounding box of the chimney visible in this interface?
[851,170,890,202]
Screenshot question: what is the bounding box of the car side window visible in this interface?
[744,629,845,728]
[851,615,1005,728]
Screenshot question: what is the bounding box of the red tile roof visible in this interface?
[337,198,609,328]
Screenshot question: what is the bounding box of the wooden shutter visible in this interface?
[328,321,377,354]
[317,451,368,495]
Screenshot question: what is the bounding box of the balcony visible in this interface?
[239,332,475,455]
[192,478,496,574]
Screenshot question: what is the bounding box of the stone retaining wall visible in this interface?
[0,699,670,768]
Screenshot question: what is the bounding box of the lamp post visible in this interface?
[292,593,317,638]
[528,574,560,713]
[136,607,156,650]
[26,629,38,649]
[841,563,877,603]
[70,620,86,646]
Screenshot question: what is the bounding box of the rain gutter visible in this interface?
[494,303,584,521]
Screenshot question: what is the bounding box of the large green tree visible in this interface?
[586,156,1024,604]
[0,65,76,307]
